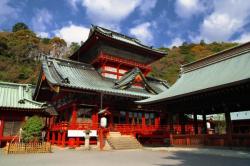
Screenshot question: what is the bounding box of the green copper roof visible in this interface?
[114,67,162,94]
[137,43,250,104]
[0,82,46,109]
[41,57,168,98]
[91,25,166,55]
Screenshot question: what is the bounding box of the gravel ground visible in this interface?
[1,148,250,166]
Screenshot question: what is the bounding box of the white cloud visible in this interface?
[55,24,89,44]
[166,37,184,48]
[67,0,156,30]
[198,0,250,42]
[233,33,250,43]
[201,14,242,42]
[139,0,157,15]
[67,0,81,11]
[82,0,140,29]
[37,32,50,38]
[129,22,153,44]
[175,0,205,18]
[32,9,53,33]
[0,0,17,23]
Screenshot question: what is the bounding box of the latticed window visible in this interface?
[101,65,128,79]
[119,111,126,124]
[145,113,155,125]
[3,120,23,136]
[77,108,92,123]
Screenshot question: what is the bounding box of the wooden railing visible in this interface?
[232,133,250,147]
[113,124,171,136]
[51,122,98,131]
[171,133,250,147]
[3,142,51,154]
[51,123,200,135]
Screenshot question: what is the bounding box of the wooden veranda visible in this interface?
[137,42,250,148]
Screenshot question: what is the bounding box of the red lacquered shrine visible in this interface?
[34,25,170,147]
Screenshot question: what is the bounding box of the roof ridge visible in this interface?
[92,25,165,54]
[182,42,250,74]
[21,98,46,107]
[46,56,94,69]
[0,81,32,87]
[92,25,139,41]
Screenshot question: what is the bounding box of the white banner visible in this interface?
[67,130,97,137]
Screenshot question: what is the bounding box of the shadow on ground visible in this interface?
[155,151,250,166]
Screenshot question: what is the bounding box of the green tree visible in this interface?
[200,39,206,46]
[49,37,67,58]
[22,116,44,143]
[69,42,80,53]
[41,38,50,44]
[7,29,39,62]
[12,22,29,32]
[0,35,8,55]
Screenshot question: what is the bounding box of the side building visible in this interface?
[0,82,56,147]
[137,42,250,147]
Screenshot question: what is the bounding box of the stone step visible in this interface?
[107,132,142,150]
[109,132,122,137]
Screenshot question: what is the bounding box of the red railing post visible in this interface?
[46,131,50,142]
[52,132,55,145]
[99,128,104,150]
[57,132,61,146]
[62,132,66,147]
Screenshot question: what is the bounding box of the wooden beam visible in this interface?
[202,113,207,134]
[225,111,232,147]
[193,113,198,134]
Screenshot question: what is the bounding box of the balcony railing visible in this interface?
[171,133,250,147]
[51,122,203,136]
[51,122,98,131]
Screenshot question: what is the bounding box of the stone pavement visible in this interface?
[1,147,250,166]
[144,146,250,158]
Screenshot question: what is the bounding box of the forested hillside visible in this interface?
[0,23,79,84]
[0,22,238,85]
[150,41,237,84]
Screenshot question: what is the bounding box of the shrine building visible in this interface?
[34,25,170,148]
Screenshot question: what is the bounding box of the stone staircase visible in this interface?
[107,132,142,150]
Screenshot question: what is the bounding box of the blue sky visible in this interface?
[1,0,250,48]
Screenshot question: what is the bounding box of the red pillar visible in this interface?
[57,132,61,146]
[71,103,77,124]
[92,109,99,129]
[62,132,66,147]
[142,113,146,128]
[52,132,56,145]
